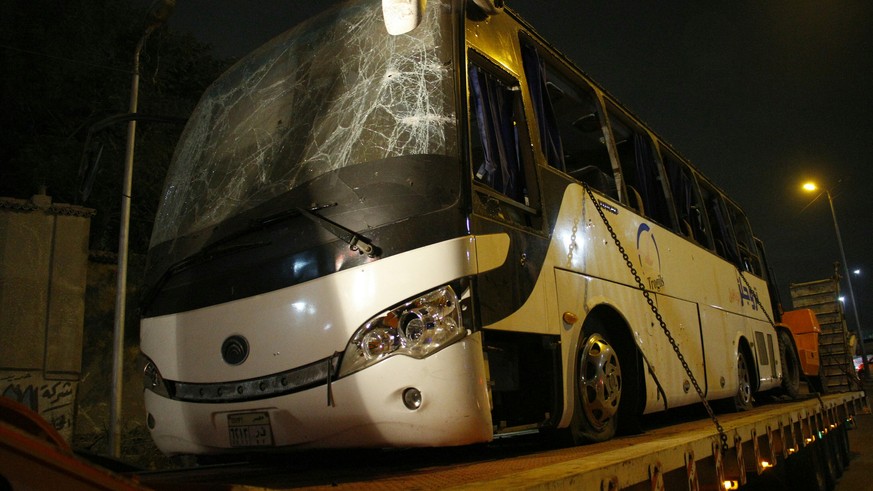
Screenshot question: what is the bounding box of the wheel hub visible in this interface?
[578,334,622,430]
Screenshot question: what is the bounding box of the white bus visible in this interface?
[140,0,795,456]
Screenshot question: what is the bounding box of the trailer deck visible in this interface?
[133,391,868,491]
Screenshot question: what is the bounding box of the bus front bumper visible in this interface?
[144,336,492,455]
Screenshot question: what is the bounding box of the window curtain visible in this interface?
[469,64,524,202]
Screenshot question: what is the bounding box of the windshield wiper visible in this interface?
[297,207,381,258]
[141,240,271,313]
[142,203,379,313]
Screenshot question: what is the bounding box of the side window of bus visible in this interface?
[519,41,616,200]
[754,237,782,314]
[468,56,540,228]
[726,201,763,275]
[662,151,712,248]
[697,179,741,264]
[606,108,676,230]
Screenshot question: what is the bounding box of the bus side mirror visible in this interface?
[382,0,427,35]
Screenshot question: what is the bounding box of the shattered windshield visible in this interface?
[150,0,457,247]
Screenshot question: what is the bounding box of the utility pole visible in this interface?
[110,0,175,459]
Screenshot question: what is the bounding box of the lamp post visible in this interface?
[110,0,175,459]
[802,181,868,380]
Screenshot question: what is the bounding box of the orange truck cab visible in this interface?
[779,308,821,377]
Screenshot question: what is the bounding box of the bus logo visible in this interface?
[637,223,664,292]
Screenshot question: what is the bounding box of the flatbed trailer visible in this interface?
[2,391,866,490]
[134,391,868,491]
[441,392,867,491]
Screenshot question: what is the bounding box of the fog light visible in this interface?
[402,388,422,410]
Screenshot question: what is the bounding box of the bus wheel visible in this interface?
[570,331,621,443]
[787,442,829,491]
[778,331,801,399]
[807,375,827,394]
[731,348,754,411]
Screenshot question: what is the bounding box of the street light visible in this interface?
[110,0,175,459]
[802,181,868,380]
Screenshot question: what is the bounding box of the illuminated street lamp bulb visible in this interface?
[853,269,861,276]
[839,296,845,303]
[802,182,818,192]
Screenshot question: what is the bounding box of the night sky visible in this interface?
[161,0,873,334]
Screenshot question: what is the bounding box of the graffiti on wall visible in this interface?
[1,371,77,439]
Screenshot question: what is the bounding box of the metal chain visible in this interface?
[581,183,730,451]
[738,271,776,328]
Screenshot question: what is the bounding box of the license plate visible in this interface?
[227,412,274,447]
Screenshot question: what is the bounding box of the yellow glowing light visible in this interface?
[802,182,818,192]
[723,480,739,490]
[760,460,772,469]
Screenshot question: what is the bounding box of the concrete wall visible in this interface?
[0,193,93,441]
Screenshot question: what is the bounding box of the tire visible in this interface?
[729,348,754,412]
[816,437,839,490]
[827,431,844,479]
[778,331,801,399]
[836,425,851,468]
[567,330,622,443]
[787,443,829,491]
[808,375,827,394]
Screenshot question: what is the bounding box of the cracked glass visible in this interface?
[151,0,457,247]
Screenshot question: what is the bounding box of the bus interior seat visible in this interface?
[572,113,599,132]
[571,165,617,199]
[715,239,726,257]
[546,81,565,101]
[627,185,646,217]
[682,220,695,241]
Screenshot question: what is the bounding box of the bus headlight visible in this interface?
[339,285,465,377]
[140,355,174,399]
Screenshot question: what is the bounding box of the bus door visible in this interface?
[466,52,546,324]
[466,46,559,430]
